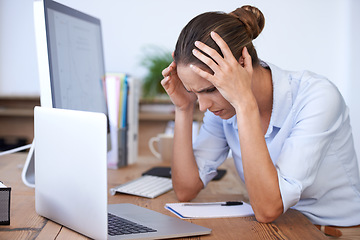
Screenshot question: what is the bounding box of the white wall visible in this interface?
[1,0,359,158]
[0,0,39,95]
[349,0,360,161]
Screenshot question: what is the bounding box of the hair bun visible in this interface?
[230,5,265,40]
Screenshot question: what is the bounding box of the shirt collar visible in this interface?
[225,114,238,129]
[266,62,293,130]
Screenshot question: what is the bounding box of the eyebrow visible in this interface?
[184,85,215,93]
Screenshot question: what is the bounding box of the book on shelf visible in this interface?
[105,73,139,168]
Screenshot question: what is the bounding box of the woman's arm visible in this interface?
[161,61,203,201]
[191,32,283,222]
[235,100,283,223]
[172,107,204,201]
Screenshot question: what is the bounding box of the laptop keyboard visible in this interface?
[110,175,173,198]
[108,213,157,236]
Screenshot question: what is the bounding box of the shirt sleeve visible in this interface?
[276,78,347,213]
[193,110,230,187]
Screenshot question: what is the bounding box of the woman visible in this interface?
[161,5,360,236]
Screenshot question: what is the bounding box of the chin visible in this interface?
[220,115,232,120]
[219,112,235,120]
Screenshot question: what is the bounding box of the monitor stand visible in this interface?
[22,140,35,188]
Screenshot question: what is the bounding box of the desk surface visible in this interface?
[0,153,326,240]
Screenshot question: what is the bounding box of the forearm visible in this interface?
[236,101,283,223]
[171,107,203,201]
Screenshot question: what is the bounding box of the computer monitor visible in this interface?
[22,0,111,187]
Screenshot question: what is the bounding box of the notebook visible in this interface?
[34,106,211,240]
[165,201,254,219]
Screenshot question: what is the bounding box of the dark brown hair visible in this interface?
[174,5,265,70]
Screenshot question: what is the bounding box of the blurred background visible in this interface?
[1,0,359,158]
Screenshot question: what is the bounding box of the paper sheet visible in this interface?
[165,202,254,219]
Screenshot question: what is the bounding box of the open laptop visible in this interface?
[34,106,211,240]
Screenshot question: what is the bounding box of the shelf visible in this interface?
[139,110,203,122]
[0,96,204,121]
[0,108,34,117]
[0,96,40,117]
[139,98,203,122]
[139,112,175,121]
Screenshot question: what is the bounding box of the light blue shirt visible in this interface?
[193,62,360,226]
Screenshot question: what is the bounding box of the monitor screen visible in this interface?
[44,0,108,114]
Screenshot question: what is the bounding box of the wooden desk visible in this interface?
[0,153,327,240]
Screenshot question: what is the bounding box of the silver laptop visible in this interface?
[34,106,211,240]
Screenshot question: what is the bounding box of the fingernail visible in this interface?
[192,49,197,54]
[194,41,200,47]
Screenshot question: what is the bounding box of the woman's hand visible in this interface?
[161,58,197,111]
[190,32,254,110]
[161,55,204,202]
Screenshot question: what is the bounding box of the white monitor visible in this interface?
[22,0,111,187]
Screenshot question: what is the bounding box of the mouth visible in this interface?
[211,110,223,116]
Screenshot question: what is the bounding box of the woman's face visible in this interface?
[177,64,236,119]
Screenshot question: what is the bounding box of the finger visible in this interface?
[190,64,215,83]
[162,61,176,77]
[242,47,253,73]
[194,40,224,67]
[192,48,220,73]
[210,31,235,60]
[161,76,170,87]
[169,61,177,73]
[162,66,171,77]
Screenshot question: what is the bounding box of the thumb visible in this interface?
[242,47,253,74]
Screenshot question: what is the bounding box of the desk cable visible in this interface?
[0,144,32,157]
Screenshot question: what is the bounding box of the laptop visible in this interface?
[34,106,211,240]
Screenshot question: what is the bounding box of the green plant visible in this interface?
[140,46,173,99]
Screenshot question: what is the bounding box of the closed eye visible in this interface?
[206,87,217,93]
[185,85,217,93]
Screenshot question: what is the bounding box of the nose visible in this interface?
[197,94,212,112]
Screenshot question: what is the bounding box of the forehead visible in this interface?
[177,65,212,91]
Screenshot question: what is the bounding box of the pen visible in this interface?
[182,201,243,206]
